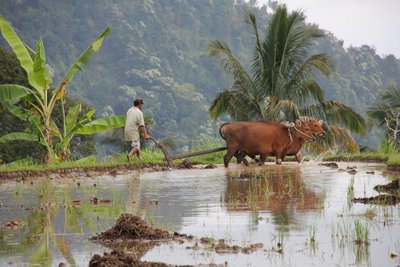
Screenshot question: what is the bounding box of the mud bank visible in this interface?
[90,214,263,267]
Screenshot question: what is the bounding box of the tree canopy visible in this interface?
[0,0,399,155]
[208,6,367,152]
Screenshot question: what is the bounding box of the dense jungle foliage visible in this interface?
[1,0,399,162]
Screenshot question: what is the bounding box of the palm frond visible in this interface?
[381,84,400,108]
[272,99,300,121]
[302,101,367,135]
[326,125,359,152]
[305,125,358,154]
[289,80,325,105]
[207,40,252,90]
[367,103,389,126]
[209,88,257,121]
[287,54,334,92]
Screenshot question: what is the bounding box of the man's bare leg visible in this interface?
[128,148,138,162]
[136,149,142,161]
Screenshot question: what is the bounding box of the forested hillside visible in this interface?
[1,0,399,158]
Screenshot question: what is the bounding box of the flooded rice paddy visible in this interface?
[0,161,399,266]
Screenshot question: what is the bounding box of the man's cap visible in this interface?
[133,98,144,105]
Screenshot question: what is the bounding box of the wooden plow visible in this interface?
[149,137,226,167]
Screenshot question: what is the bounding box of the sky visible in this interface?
[258,0,400,58]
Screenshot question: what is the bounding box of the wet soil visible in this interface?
[318,162,339,168]
[90,213,262,267]
[89,250,170,267]
[0,163,172,183]
[353,178,400,205]
[91,213,171,241]
[353,195,400,205]
[373,179,400,193]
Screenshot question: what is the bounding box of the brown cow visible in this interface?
[231,118,325,165]
[219,120,315,167]
[281,118,325,163]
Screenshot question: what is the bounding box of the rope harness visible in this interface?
[287,126,314,142]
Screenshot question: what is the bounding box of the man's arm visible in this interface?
[139,125,151,140]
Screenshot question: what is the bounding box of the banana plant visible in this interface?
[0,16,112,163]
[54,102,126,161]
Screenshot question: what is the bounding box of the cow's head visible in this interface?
[295,119,314,141]
[306,118,326,138]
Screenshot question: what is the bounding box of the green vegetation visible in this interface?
[0,0,399,157]
[208,5,366,153]
[0,147,223,174]
[367,84,400,165]
[354,220,369,245]
[322,152,389,162]
[0,16,125,163]
[1,1,400,167]
[347,177,355,209]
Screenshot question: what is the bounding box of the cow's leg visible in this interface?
[275,152,283,165]
[252,155,259,163]
[235,151,242,164]
[257,154,266,166]
[224,147,236,167]
[295,152,302,163]
[235,151,249,166]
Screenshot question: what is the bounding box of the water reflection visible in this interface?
[0,163,399,267]
[0,173,142,266]
[224,166,324,212]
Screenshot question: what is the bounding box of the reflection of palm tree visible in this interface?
[208,5,366,151]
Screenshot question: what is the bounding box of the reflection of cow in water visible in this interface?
[224,167,324,213]
[219,118,325,167]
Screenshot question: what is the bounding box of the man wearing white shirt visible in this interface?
[124,98,150,161]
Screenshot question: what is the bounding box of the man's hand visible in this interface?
[144,134,151,140]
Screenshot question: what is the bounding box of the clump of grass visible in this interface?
[347,177,355,209]
[309,226,316,244]
[387,153,400,166]
[189,141,225,164]
[358,207,377,220]
[354,220,369,245]
[332,221,351,249]
[323,152,388,162]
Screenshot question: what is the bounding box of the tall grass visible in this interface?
[186,140,225,164]
[322,142,400,166]
[0,148,167,173]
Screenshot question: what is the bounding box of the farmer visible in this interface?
[124,98,151,162]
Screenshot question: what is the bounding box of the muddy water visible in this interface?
[0,162,399,266]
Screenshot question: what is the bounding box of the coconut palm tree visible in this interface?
[367,84,400,148]
[208,5,366,152]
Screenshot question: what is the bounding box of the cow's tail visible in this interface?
[219,122,229,140]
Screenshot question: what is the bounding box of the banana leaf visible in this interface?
[0,16,44,95]
[32,38,52,96]
[75,155,96,164]
[74,115,126,135]
[1,157,33,167]
[0,84,33,104]
[55,27,112,91]
[65,103,82,133]
[0,132,38,143]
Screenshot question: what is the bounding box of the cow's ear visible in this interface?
[295,119,301,127]
[318,120,323,125]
